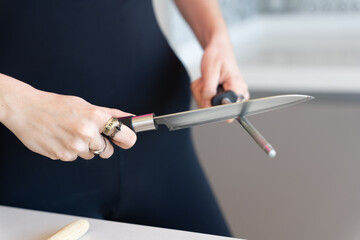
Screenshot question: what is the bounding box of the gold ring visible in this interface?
[102,118,122,138]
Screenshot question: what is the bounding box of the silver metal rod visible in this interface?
[222,97,276,158]
[237,117,276,158]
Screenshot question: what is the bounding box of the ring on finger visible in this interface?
[90,137,107,155]
[102,117,122,138]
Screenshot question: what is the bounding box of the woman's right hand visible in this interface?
[0,74,137,161]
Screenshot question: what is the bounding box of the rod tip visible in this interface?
[268,149,277,158]
[264,144,276,158]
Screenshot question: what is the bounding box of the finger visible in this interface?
[221,75,248,124]
[58,153,78,162]
[190,78,204,108]
[92,107,136,150]
[202,63,221,108]
[222,75,242,95]
[78,150,95,160]
[243,90,250,100]
[191,77,202,90]
[89,135,108,156]
[99,138,114,159]
[222,75,250,100]
[70,138,95,160]
[111,124,137,149]
[90,106,134,132]
[97,106,134,119]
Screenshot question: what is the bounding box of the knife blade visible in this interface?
[119,94,313,133]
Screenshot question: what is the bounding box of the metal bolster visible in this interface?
[132,113,157,132]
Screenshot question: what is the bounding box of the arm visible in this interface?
[175,0,249,108]
[175,0,227,49]
[0,73,136,161]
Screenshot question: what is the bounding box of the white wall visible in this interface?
[153,1,360,93]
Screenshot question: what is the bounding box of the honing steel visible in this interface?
[119,94,314,133]
[211,87,277,158]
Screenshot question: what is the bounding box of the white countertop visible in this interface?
[0,205,243,240]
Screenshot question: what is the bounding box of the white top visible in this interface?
[0,205,243,240]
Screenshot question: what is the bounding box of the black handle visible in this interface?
[118,116,134,131]
[211,85,238,106]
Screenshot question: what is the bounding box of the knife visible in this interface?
[119,94,313,133]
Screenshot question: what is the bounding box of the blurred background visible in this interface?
[153,1,360,240]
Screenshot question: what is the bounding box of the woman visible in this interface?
[0,0,248,237]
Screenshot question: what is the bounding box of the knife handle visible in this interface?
[118,113,157,133]
[211,86,238,106]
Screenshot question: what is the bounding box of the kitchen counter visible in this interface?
[0,205,243,240]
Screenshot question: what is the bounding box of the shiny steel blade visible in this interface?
[154,94,313,131]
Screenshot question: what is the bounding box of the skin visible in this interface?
[0,0,248,161]
[175,0,249,109]
[0,74,136,161]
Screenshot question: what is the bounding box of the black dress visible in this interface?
[0,0,231,236]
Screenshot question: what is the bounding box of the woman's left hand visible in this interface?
[191,36,249,109]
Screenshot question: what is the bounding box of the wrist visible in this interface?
[203,28,232,50]
[0,74,11,122]
[0,74,38,123]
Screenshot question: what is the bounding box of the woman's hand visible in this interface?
[191,36,249,109]
[0,74,136,161]
[174,0,249,108]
